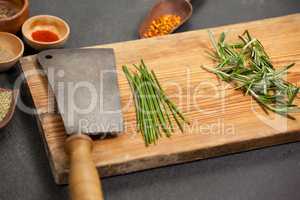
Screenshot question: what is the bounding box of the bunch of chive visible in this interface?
[203,30,300,118]
[123,60,189,146]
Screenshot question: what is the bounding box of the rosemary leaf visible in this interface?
[205,30,300,117]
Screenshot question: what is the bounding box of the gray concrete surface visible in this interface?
[0,0,300,199]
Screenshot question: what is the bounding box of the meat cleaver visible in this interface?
[38,48,124,200]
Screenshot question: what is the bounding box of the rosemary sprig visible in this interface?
[203,30,300,117]
[123,60,189,146]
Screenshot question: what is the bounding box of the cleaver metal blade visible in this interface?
[37,48,124,137]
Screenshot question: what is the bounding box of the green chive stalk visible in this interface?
[123,60,189,146]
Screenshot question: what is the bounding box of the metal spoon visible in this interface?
[0,88,18,129]
[139,0,193,38]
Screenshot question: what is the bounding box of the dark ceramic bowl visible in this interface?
[0,0,29,34]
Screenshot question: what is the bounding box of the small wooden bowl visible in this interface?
[22,15,70,50]
[0,88,18,129]
[0,0,29,34]
[0,32,24,72]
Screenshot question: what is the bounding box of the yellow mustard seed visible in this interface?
[143,14,181,38]
[0,91,12,121]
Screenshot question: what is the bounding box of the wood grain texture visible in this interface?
[66,135,103,200]
[20,14,300,184]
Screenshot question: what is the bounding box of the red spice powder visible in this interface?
[31,30,59,42]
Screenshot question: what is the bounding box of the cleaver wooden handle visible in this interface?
[66,134,104,200]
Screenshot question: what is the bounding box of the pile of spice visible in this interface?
[123,60,189,146]
[31,30,60,43]
[0,1,21,19]
[143,14,181,38]
[0,47,13,62]
[203,30,300,118]
[0,90,12,121]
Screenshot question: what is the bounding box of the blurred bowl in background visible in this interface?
[0,0,29,34]
[22,15,70,50]
[0,88,19,129]
[0,32,24,72]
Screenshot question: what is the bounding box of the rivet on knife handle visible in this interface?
[66,134,104,200]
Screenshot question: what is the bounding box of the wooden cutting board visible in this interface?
[20,14,300,184]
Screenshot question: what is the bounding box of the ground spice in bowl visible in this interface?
[0,47,13,62]
[31,30,60,43]
[0,90,12,121]
[143,14,181,38]
[0,1,21,19]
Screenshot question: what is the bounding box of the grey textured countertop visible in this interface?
[1,0,300,199]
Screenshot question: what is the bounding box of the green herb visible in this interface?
[123,60,189,146]
[203,30,300,118]
[0,91,12,121]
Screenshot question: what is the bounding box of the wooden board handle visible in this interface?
[65,134,104,200]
